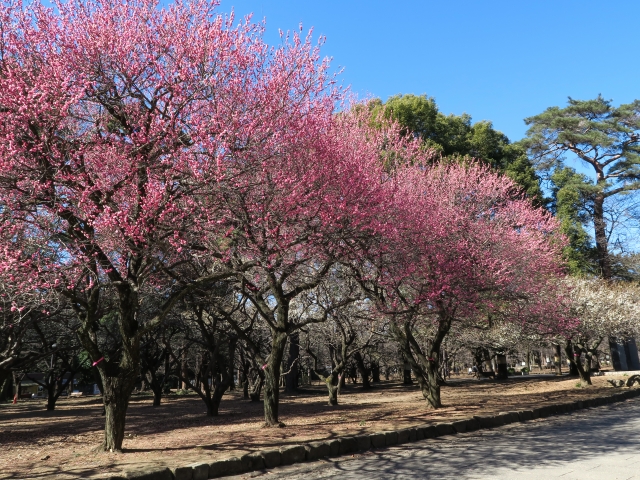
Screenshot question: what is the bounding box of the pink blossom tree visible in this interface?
[353,162,571,408]
[0,0,345,448]
[193,106,427,425]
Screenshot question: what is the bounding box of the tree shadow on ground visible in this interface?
[322,400,640,479]
[0,378,626,480]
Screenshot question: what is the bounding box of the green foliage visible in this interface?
[523,95,640,278]
[524,95,640,179]
[370,94,439,142]
[373,94,544,205]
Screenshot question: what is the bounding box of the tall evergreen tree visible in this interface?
[524,95,640,278]
[550,167,597,275]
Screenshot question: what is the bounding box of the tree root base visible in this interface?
[262,421,286,428]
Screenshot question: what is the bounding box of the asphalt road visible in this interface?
[230,396,640,480]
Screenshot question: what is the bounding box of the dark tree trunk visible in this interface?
[249,372,263,402]
[354,352,371,389]
[180,346,188,390]
[472,348,484,373]
[0,369,12,402]
[495,354,508,380]
[46,388,56,411]
[144,371,163,407]
[554,344,563,375]
[568,359,578,376]
[0,377,11,402]
[285,332,299,393]
[263,331,287,426]
[207,357,235,416]
[391,314,451,409]
[101,374,136,451]
[371,362,380,382]
[88,294,141,452]
[240,356,250,399]
[565,340,591,385]
[593,194,611,279]
[403,361,412,384]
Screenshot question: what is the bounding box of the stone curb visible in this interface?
[115,388,640,480]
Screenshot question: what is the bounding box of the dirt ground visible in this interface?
[0,373,632,479]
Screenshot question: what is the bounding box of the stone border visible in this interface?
[111,388,640,480]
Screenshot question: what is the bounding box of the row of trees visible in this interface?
[6,272,639,407]
[1,0,638,455]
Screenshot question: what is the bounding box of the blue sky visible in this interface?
[223,0,640,143]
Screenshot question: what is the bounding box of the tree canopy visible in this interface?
[524,95,640,278]
[370,94,544,205]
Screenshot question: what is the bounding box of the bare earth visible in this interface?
[0,374,631,479]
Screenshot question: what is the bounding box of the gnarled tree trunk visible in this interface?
[391,312,452,409]
[565,340,592,385]
[101,371,137,451]
[263,331,287,426]
[354,351,371,390]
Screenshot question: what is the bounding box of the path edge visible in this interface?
[112,388,640,480]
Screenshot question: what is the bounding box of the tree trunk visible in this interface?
[249,373,263,402]
[593,194,611,278]
[354,352,371,389]
[554,344,563,375]
[145,371,162,407]
[576,360,591,384]
[417,314,451,408]
[565,341,591,385]
[402,361,412,384]
[285,332,299,393]
[180,346,188,390]
[423,357,441,408]
[101,375,136,451]
[371,362,380,382]
[327,383,338,405]
[495,354,508,380]
[391,317,450,409]
[91,297,140,450]
[565,340,591,385]
[0,369,12,402]
[46,387,56,411]
[228,338,237,391]
[240,359,250,399]
[263,331,287,426]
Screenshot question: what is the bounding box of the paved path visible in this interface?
[231,397,640,480]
